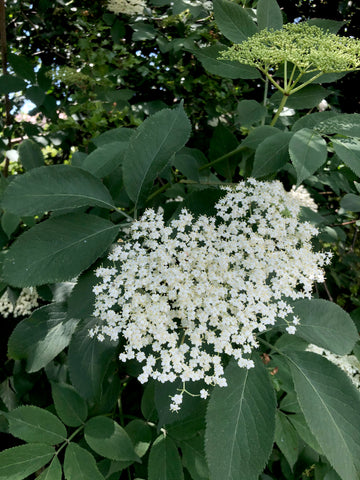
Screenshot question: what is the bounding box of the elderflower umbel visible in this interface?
[92,179,331,409]
[221,23,360,76]
[289,185,318,212]
[0,288,39,318]
[107,0,145,15]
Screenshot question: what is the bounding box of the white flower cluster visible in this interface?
[180,0,213,10]
[290,185,318,212]
[107,0,145,15]
[0,288,39,318]
[92,179,331,410]
[306,344,360,389]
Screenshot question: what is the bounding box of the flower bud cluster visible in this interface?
[107,0,146,15]
[221,23,360,75]
[0,288,39,318]
[92,179,331,409]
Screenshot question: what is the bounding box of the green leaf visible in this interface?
[289,128,328,186]
[288,351,360,480]
[213,0,258,43]
[64,443,104,480]
[190,44,260,79]
[148,435,184,480]
[292,111,337,133]
[2,165,115,217]
[125,419,152,458]
[252,131,292,177]
[341,193,360,212]
[6,405,67,445]
[237,100,267,127]
[18,139,44,171]
[3,213,119,287]
[51,382,88,427]
[241,125,280,149]
[25,86,46,107]
[67,268,97,319]
[8,53,36,83]
[205,356,276,480]
[333,137,360,177]
[123,103,191,208]
[271,85,329,109]
[179,432,209,480]
[288,412,323,454]
[36,456,62,480]
[275,411,299,470]
[289,299,358,355]
[68,318,117,402]
[315,113,360,137]
[1,212,20,238]
[257,0,283,30]
[8,303,79,372]
[85,416,139,462]
[209,124,241,179]
[82,142,128,178]
[0,75,26,94]
[307,18,345,34]
[92,127,133,147]
[0,444,54,480]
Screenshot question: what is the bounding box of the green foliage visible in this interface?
[205,357,276,480]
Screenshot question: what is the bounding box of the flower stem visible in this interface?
[270,93,289,126]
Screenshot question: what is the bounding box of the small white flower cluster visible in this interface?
[0,288,39,318]
[306,344,360,389]
[92,179,331,410]
[289,185,318,212]
[107,0,145,15]
[180,0,213,10]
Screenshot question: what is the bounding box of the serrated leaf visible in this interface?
[125,419,152,458]
[190,44,260,79]
[257,0,283,30]
[0,75,26,94]
[213,0,258,43]
[123,103,191,208]
[288,351,360,480]
[82,142,128,178]
[8,53,36,83]
[92,127,133,147]
[205,356,276,480]
[289,128,328,186]
[1,211,20,238]
[148,435,184,480]
[209,124,241,179]
[68,318,117,402]
[64,443,104,480]
[333,137,360,177]
[275,411,299,470]
[51,382,88,427]
[18,139,44,170]
[241,125,279,149]
[289,299,358,355]
[85,416,139,462]
[340,193,360,212]
[292,111,337,133]
[25,86,46,106]
[288,412,323,454]
[8,303,79,372]
[36,456,62,480]
[67,268,97,319]
[3,213,119,287]
[315,113,360,137]
[271,85,329,109]
[0,444,54,480]
[2,165,114,217]
[252,131,292,177]
[237,100,267,127]
[179,432,209,480]
[6,405,66,445]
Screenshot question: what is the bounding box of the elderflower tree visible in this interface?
[1,1,360,480]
